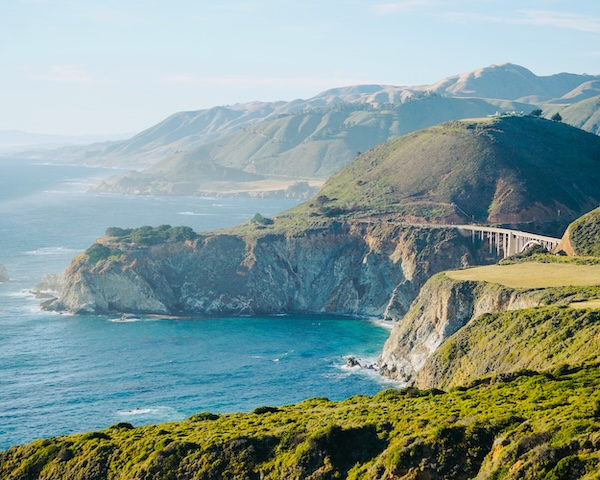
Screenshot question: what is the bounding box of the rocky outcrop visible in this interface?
[46,223,496,316]
[0,263,8,282]
[378,274,543,384]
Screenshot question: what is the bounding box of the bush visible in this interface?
[251,406,280,415]
[85,243,114,264]
[105,225,198,246]
[252,213,274,226]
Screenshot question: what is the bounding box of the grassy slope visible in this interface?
[445,262,600,289]
[292,116,600,231]
[567,207,600,257]
[142,98,526,179]
[556,95,600,135]
[416,306,600,391]
[2,366,600,480]
[414,252,600,391]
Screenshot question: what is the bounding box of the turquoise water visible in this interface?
[0,157,393,450]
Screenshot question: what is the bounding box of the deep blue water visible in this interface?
[0,157,393,450]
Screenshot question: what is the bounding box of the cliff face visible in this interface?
[49,223,495,317]
[378,274,543,384]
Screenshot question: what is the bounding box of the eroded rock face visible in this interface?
[47,223,495,317]
[378,274,542,384]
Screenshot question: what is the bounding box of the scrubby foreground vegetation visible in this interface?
[2,364,600,480]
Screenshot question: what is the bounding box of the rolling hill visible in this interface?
[276,115,600,235]
[43,63,600,174]
[94,96,537,196]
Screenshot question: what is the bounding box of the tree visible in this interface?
[551,112,563,122]
[529,108,543,117]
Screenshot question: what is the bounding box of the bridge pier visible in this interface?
[456,225,560,259]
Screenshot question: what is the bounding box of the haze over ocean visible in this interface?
[0,158,391,450]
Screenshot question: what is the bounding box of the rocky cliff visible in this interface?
[378,273,544,384]
[47,223,495,317]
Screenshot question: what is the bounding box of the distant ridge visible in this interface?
[41,63,600,171]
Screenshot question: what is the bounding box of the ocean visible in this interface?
[0,157,393,450]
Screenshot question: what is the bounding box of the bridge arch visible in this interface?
[520,240,546,253]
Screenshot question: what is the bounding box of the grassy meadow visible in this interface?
[446,262,600,289]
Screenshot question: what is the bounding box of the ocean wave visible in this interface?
[25,247,80,256]
[177,211,215,216]
[367,318,396,330]
[335,356,400,386]
[108,314,144,323]
[115,406,185,420]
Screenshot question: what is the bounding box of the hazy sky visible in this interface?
[2,0,599,135]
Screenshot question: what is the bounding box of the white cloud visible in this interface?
[519,10,600,34]
[445,10,600,34]
[35,65,96,84]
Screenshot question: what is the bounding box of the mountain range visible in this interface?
[29,63,600,197]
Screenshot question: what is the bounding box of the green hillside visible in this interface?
[416,296,600,390]
[94,97,532,196]
[2,365,600,479]
[559,95,600,135]
[280,116,600,234]
[560,207,600,256]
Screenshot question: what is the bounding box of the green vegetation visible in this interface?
[446,261,600,289]
[568,207,600,257]
[555,95,600,136]
[252,213,274,226]
[105,225,198,246]
[2,365,600,479]
[84,243,123,264]
[417,306,600,390]
[277,116,600,234]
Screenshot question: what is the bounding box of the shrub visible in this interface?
[85,243,114,264]
[252,213,274,226]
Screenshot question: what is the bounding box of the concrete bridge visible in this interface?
[453,225,561,259]
[357,219,562,259]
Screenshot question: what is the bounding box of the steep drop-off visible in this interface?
[379,257,600,388]
[378,273,544,384]
[48,223,495,317]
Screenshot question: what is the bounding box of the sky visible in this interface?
[1,0,599,136]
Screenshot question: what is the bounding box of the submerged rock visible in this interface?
[0,264,8,283]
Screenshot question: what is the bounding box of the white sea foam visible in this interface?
[3,289,33,298]
[25,247,79,256]
[177,212,216,217]
[115,406,184,419]
[367,318,396,330]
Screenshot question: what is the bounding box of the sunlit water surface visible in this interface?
[0,157,393,450]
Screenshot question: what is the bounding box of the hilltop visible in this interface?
[276,115,600,235]
[93,97,529,196]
